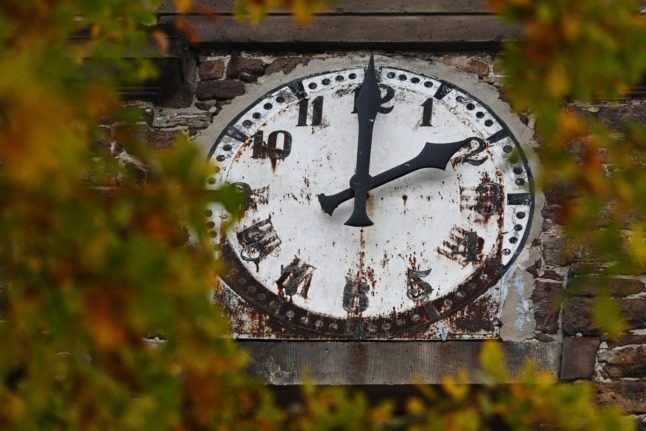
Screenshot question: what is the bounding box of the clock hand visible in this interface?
[318,137,481,216]
[344,55,381,227]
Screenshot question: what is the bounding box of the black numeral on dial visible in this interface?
[407,268,433,300]
[343,278,369,314]
[276,257,315,299]
[438,228,483,266]
[420,98,434,127]
[475,182,503,216]
[461,139,488,166]
[352,85,395,114]
[237,218,281,269]
[297,96,324,127]
[252,130,292,160]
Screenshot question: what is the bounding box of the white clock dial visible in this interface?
[206,62,534,338]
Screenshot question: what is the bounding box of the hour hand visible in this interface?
[318,137,481,216]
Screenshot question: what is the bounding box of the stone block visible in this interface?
[147,128,184,148]
[567,277,644,298]
[442,55,491,76]
[266,57,313,75]
[542,227,572,266]
[226,57,265,83]
[596,381,646,414]
[532,280,563,334]
[603,333,646,348]
[196,79,245,101]
[152,111,211,129]
[594,101,646,128]
[599,345,646,379]
[563,297,646,336]
[199,59,226,80]
[560,336,600,380]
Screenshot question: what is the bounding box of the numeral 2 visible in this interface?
[297,96,323,126]
[252,130,292,160]
[461,139,487,165]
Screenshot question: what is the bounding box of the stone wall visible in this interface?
[123,48,645,421]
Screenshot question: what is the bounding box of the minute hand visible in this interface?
[318,137,482,216]
[344,55,381,227]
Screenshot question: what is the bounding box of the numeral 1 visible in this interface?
[252,130,292,160]
[421,98,433,127]
[297,96,324,126]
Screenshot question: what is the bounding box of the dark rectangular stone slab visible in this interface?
[158,15,519,45]
[157,0,493,15]
[239,340,559,385]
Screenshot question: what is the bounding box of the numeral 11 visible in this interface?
[297,96,324,126]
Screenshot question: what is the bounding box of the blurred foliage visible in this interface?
[233,0,328,25]
[400,342,635,431]
[0,0,642,429]
[0,0,276,429]
[490,0,645,265]
[489,0,646,335]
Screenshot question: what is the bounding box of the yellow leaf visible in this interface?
[626,224,646,266]
[175,0,193,13]
[442,371,470,401]
[405,397,425,415]
[546,61,569,97]
[561,15,581,41]
[480,340,508,382]
[592,295,627,338]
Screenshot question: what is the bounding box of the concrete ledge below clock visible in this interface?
[240,340,560,385]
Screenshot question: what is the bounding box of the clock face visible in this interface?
[206,62,534,339]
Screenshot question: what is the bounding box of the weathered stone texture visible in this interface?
[596,381,646,414]
[194,100,220,113]
[196,79,245,101]
[147,128,184,148]
[563,297,646,335]
[532,280,562,334]
[560,337,600,380]
[152,111,211,129]
[598,345,646,379]
[199,59,226,80]
[567,277,644,297]
[266,57,313,75]
[226,57,266,83]
[593,101,646,127]
[542,227,572,266]
[603,333,646,348]
[442,55,491,76]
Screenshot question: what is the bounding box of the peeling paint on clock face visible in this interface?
[206,64,534,339]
